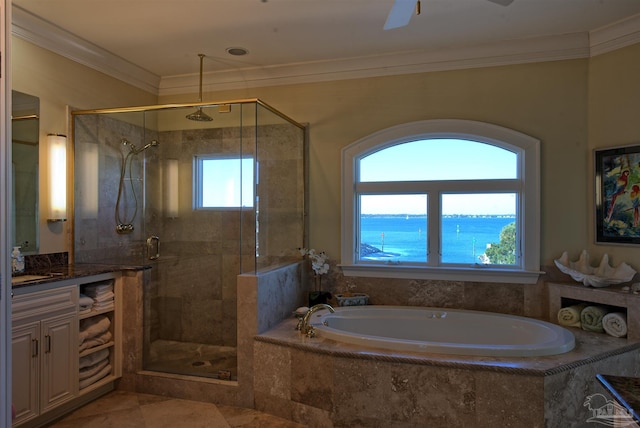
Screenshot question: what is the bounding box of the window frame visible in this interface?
[341,119,541,284]
[193,154,255,210]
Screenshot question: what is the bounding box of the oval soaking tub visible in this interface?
[312,306,575,357]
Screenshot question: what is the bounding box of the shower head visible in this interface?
[123,139,159,154]
[186,53,214,122]
[141,140,159,151]
[186,107,213,122]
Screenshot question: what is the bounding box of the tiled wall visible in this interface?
[310,260,576,320]
[252,335,640,427]
[74,111,305,350]
[237,262,307,407]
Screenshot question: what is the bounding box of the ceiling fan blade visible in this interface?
[384,0,418,30]
[487,0,514,5]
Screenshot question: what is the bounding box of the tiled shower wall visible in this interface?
[73,111,304,349]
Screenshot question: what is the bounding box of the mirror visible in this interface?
[12,90,39,254]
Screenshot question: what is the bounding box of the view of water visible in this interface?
[360,215,515,264]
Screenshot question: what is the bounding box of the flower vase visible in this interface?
[308,275,331,306]
[335,293,369,306]
[308,290,332,307]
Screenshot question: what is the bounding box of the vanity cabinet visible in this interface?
[12,272,123,427]
[12,285,78,425]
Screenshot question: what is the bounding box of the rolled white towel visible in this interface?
[602,312,628,338]
[79,294,94,309]
[557,304,587,327]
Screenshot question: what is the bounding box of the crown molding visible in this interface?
[11,4,640,96]
[589,13,640,56]
[11,5,161,94]
[159,32,590,96]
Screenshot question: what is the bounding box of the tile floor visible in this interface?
[46,390,305,427]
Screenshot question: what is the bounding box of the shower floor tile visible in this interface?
[145,339,237,380]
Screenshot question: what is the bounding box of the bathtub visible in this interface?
[312,305,575,357]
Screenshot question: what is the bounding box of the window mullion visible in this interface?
[427,191,439,267]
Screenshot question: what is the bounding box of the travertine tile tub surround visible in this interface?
[119,262,306,409]
[254,319,640,428]
[117,257,640,426]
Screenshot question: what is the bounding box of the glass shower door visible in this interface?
[140,105,244,380]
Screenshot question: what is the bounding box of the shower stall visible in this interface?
[71,100,306,380]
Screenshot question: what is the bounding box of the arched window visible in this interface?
[341,119,541,284]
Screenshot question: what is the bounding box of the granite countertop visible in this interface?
[11,262,149,289]
[597,374,640,423]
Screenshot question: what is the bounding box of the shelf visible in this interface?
[78,374,116,394]
[78,306,114,320]
[549,282,640,340]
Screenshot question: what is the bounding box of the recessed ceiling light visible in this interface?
[226,47,249,56]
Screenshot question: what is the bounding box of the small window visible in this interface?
[342,119,541,284]
[194,155,254,209]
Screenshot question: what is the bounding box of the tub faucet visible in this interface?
[300,303,335,338]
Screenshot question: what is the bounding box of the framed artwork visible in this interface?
[595,144,640,244]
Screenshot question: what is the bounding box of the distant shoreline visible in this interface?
[361,214,516,218]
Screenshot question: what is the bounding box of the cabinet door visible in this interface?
[12,322,40,425]
[40,314,77,412]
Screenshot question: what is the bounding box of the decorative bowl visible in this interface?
[554,250,636,288]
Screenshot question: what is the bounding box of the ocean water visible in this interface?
[360,215,515,264]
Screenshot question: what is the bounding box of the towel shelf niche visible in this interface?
[78,277,120,394]
[549,282,640,341]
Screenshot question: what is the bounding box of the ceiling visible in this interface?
[11,0,640,95]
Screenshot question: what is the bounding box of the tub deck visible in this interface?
[253,318,640,427]
[257,318,640,376]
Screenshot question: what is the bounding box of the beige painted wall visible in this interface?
[587,43,640,267]
[13,34,640,270]
[163,58,591,266]
[11,37,156,254]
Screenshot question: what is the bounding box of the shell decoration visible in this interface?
[554,250,637,288]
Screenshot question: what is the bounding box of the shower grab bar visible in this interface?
[147,236,160,260]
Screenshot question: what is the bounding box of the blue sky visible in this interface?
[359,139,517,215]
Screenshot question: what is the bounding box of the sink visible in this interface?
[11,274,54,285]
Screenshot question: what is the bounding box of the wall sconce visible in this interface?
[164,159,179,218]
[47,133,67,222]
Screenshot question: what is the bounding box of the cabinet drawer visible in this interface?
[13,285,78,322]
